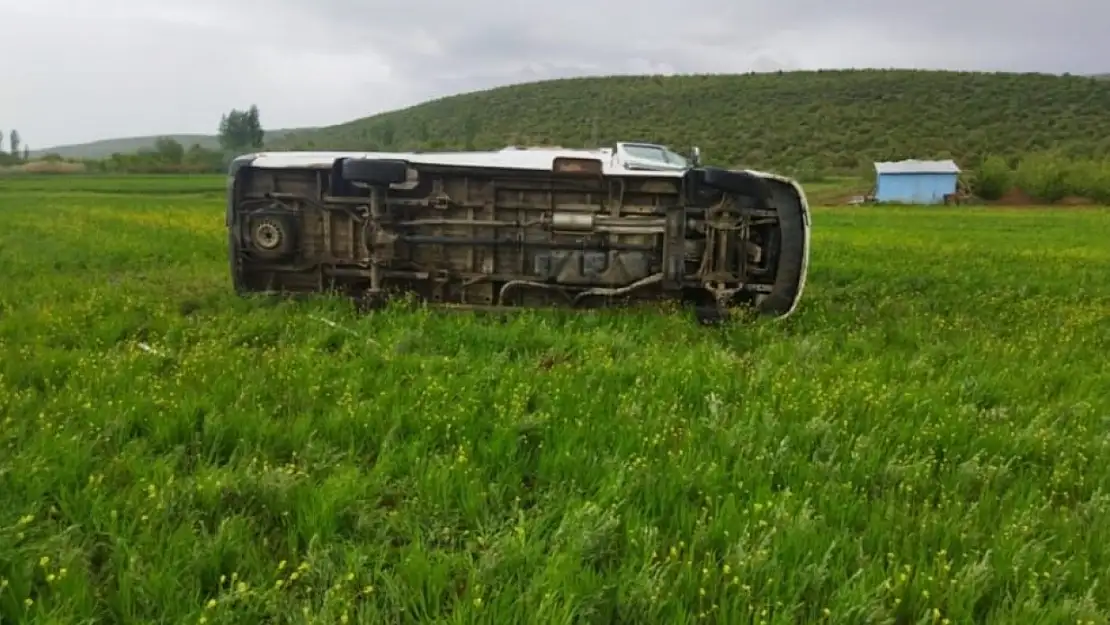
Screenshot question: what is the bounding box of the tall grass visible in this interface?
[1,179,1109,623]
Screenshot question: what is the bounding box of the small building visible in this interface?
[873,159,961,204]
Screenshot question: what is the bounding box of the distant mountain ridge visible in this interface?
[32,129,302,159]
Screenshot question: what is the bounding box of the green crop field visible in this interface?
[1,175,1109,624]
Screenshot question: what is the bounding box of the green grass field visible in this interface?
[2,176,1109,624]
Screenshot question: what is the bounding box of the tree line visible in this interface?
[0,129,31,165]
[970,152,1110,204]
[77,106,267,174]
[7,105,267,174]
[81,105,266,174]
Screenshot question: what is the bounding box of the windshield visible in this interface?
[622,144,688,168]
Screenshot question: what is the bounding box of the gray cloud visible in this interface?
[1,0,1105,149]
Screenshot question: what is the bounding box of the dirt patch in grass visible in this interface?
[984,187,1101,208]
[993,186,1038,206]
[1057,195,1097,206]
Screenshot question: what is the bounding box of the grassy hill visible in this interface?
[269,69,1110,173]
[33,129,302,160]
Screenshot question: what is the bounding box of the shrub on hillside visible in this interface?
[985,152,1110,203]
[1014,153,1071,203]
[972,155,1012,200]
[1062,159,1110,204]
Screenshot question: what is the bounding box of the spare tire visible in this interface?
[340,158,409,186]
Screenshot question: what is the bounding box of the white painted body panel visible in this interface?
[246,146,688,177]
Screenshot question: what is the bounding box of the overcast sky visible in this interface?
[1,0,1105,149]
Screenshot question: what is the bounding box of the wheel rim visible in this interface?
[254,219,283,250]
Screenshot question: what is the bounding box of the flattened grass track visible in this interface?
[2,175,1110,624]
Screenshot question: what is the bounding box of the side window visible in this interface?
[619,143,689,169]
[662,148,687,167]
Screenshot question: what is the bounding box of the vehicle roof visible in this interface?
[245,147,687,177]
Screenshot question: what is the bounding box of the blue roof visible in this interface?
[874,159,961,174]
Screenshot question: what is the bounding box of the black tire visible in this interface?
[755,181,808,318]
[340,158,409,186]
[355,291,389,313]
[694,304,730,326]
